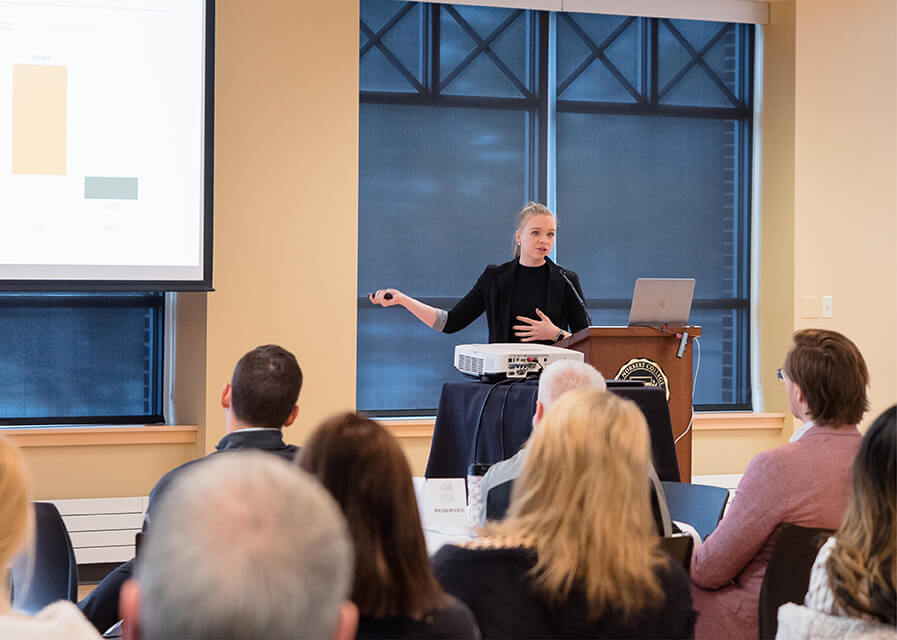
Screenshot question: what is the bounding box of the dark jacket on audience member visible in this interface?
[356,597,480,640]
[145,428,298,524]
[432,544,696,639]
[78,429,298,634]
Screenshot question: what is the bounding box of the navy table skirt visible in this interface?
[424,380,680,482]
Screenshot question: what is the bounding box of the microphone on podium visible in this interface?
[559,270,591,325]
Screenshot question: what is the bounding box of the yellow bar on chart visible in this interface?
[12,64,67,175]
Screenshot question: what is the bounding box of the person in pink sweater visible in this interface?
[690,329,870,640]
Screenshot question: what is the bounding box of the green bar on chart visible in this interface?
[84,177,139,200]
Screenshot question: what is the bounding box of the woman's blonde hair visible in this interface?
[0,436,32,613]
[826,405,896,624]
[513,202,555,259]
[487,389,667,619]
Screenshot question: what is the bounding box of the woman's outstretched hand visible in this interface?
[513,308,561,342]
[369,289,401,307]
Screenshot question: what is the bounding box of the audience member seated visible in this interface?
[298,413,480,640]
[777,404,896,639]
[477,360,672,535]
[79,344,303,633]
[119,451,357,640]
[432,390,696,639]
[0,436,100,639]
[691,329,869,640]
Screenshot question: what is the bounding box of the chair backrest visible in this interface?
[11,502,79,614]
[485,479,514,522]
[659,533,694,574]
[660,481,729,540]
[757,523,833,640]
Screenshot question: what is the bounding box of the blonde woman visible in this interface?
[0,436,100,639]
[432,390,695,638]
[370,202,589,344]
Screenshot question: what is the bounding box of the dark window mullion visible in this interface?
[555,100,750,120]
[556,15,639,100]
[359,3,417,57]
[431,3,440,99]
[361,92,540,111]
[659,21,741,107]
[439,8,530,97]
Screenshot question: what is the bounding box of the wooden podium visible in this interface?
[559,326,701,482]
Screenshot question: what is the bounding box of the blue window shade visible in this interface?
[358,102,529,413]
[0,293,164,425]
[358,0,753,414]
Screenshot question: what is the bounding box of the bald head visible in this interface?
[535,360,606,423]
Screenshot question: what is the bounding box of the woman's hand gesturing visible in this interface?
[369,289,401,307]
[513,308,561,342]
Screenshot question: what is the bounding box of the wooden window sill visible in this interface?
[1,425,199,447]
[693,412,785,431]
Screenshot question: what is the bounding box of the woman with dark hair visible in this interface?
[776,405,897,637]
[690,329,870,640]
[298,413,479,640]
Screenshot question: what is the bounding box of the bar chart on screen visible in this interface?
[0,0,210,284]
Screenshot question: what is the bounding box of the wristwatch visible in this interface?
[555,329,565,343]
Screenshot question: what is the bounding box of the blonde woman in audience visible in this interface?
[299,413,480,640]
[432,390,695,639]
[0,436,100,639]
[691,329,868,640]
[777,405,897,638]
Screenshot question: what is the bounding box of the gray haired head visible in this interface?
[537,359,606,412]
[137,451,353,640]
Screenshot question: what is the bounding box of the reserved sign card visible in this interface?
[420,478,468,535]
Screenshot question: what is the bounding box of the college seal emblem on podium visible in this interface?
[615,358,670,401]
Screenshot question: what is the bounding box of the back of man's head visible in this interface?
[131,452,353,640]
[537,360,606,414]
[230,344,302,428]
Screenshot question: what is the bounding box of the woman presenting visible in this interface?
[369,202,590,344]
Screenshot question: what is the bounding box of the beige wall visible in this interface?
[203,0,360,453]
[755,0,795,421]
[793,0,897,424]
[18,0,897,495]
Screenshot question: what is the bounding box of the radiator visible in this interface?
[50,497,148,565]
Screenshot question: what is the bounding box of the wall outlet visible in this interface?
[822,295,833,318]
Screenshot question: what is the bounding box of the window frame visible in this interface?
[0,291,166,426]
[358,1,754,415]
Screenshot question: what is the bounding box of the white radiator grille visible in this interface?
[50,497,148,564]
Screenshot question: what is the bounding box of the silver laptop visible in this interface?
[628,278,695,327]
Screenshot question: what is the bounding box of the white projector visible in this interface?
[454,343,584,379]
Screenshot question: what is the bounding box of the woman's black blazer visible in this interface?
[442,258,589,343]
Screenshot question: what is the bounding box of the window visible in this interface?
[0,293,165,425]
[358,1,753,414]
